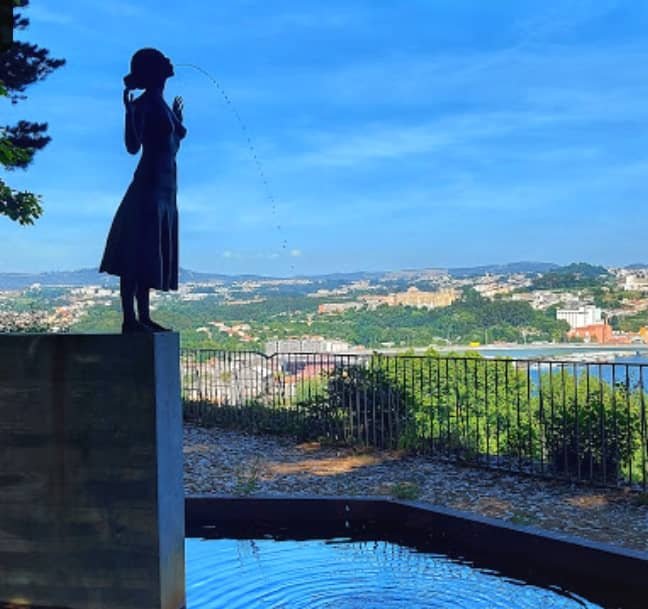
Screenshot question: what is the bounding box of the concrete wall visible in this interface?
[0,333,185,609]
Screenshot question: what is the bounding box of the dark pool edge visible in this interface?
[186,494,648,609]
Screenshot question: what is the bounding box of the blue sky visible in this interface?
[2,0,648,276]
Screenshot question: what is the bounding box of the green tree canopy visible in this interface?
[530,262,611,290]
[0,0,65,224]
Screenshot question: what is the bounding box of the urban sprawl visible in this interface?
[2,263,648,352]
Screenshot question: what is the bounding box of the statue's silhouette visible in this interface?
[100,48,186,333]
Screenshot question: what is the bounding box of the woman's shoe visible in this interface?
[122,319,154,334]
[140,318,172,332]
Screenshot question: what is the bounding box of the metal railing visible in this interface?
[181,349,648,490]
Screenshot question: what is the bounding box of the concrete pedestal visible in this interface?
[0,333,185,609]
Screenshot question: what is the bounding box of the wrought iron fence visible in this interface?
[181,349,648,490]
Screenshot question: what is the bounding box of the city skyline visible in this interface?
[3,1,648,275]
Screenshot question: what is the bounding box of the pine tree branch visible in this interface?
[0,0,64,224]
[0,2,66,104]
[0,177,43,225]
[1,120,50,168]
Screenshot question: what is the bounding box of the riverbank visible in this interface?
[392,342,648,356]
[183,423,648,552]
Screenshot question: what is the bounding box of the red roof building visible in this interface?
[567,323,612,344]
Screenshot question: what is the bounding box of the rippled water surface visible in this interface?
[186,538,603,609]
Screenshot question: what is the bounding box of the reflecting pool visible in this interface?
[186,537,603,609]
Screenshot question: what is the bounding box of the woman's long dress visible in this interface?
[99,91,186,291]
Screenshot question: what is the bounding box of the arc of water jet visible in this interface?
[175,63,295,275]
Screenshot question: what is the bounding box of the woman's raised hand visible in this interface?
[172,96,184,122]
[123,88,135,110]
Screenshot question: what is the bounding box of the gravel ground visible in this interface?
[183,423,648,552]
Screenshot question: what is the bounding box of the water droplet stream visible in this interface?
[175,63,294,275]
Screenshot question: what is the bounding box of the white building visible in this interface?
[624,273,648,292]
[556,304,602,329]
[265,337,352,355]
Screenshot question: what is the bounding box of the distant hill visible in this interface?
[0,268,117,290]
[178,268,268,283]
[306,271,386,282]
[0,261,608,290]
[551,262,609,278]
[529,262,610,290]
[0,267,397,289]
[448,261,560,278]
[0,267,255,290]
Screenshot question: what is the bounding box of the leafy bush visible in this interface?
[541,375,642,482]
[296,364,408,448]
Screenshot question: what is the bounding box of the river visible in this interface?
[432,343,648,364]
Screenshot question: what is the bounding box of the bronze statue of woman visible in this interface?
[99,48,187,333]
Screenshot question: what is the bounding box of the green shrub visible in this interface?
[541,375,642,482]
[390,481,422,500]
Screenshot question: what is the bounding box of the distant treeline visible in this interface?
[66,287,569,349]
[528,262,611,290]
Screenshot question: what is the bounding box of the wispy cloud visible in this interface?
[221,249,284,260]
[267,8,364,31]
[278,109,591,169]
[513,0,622,43]
[87,0,148,18]
[26,6,75,25]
